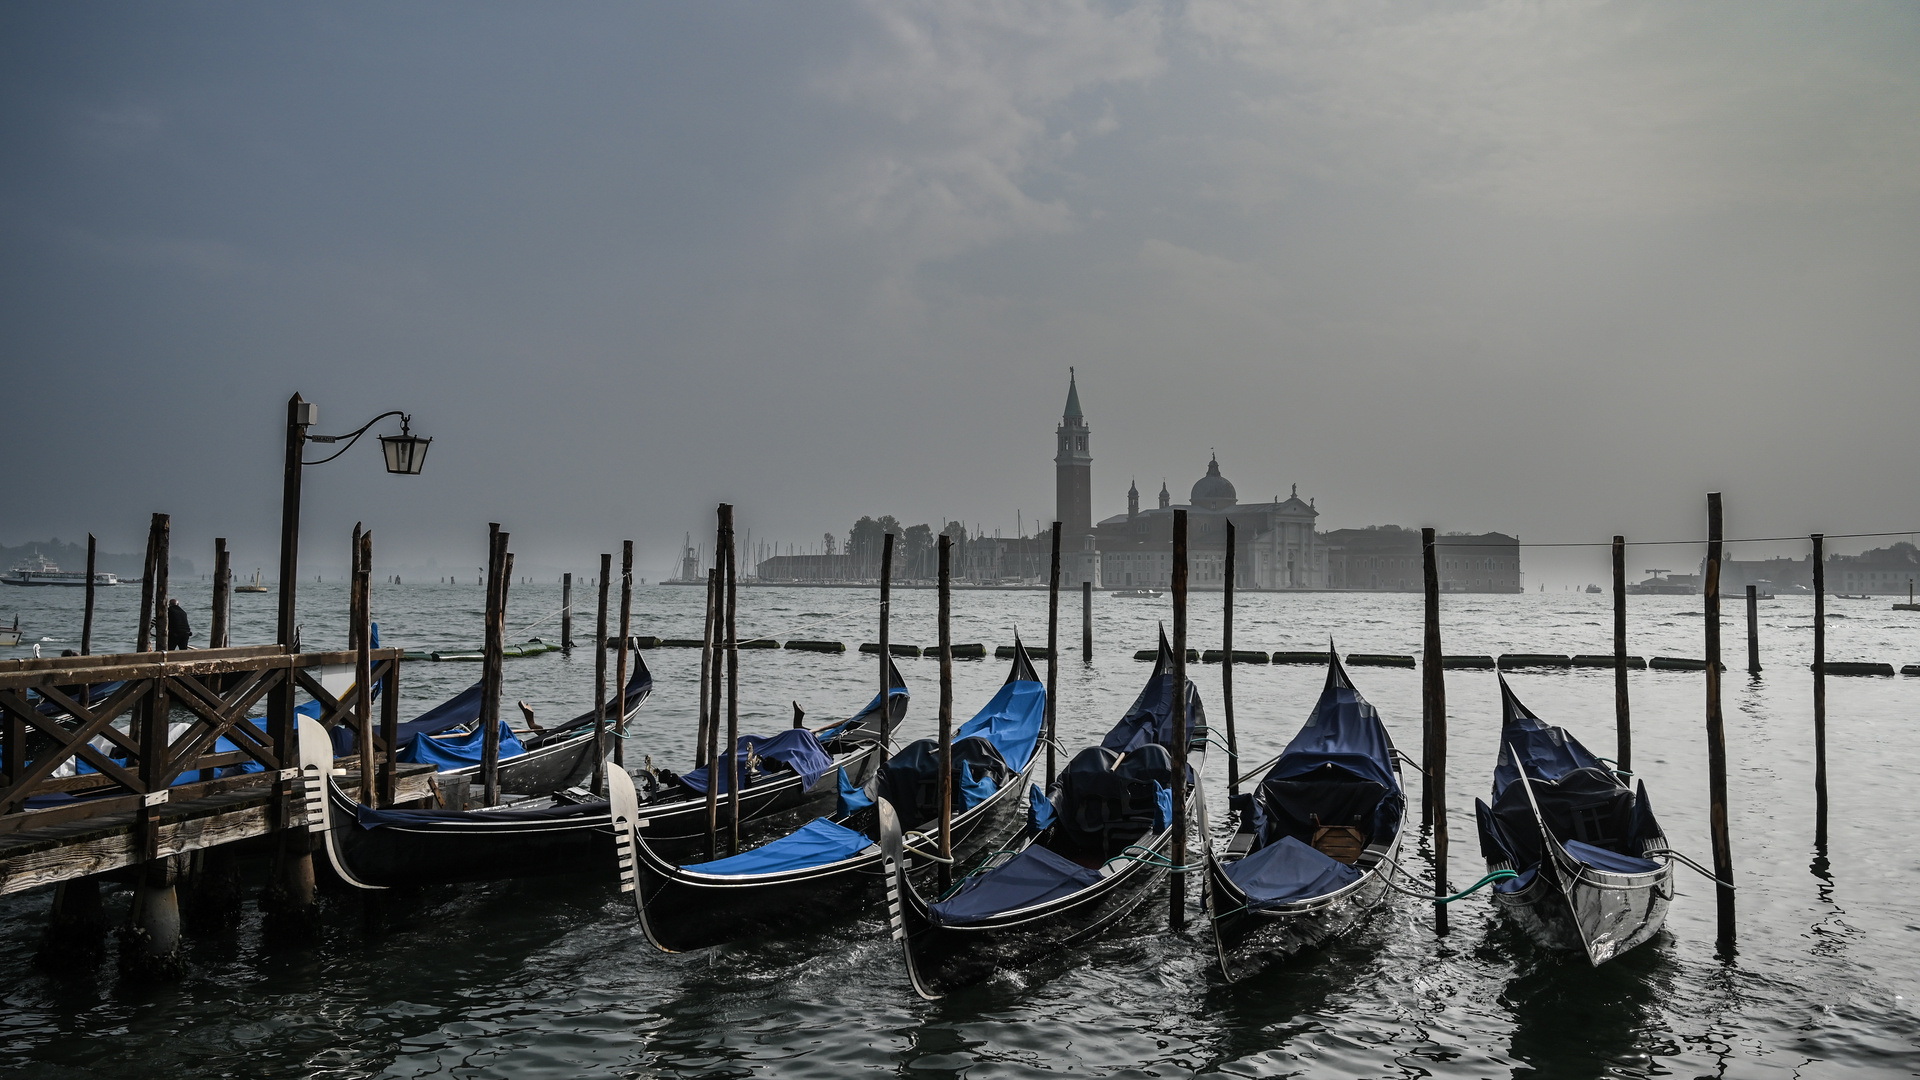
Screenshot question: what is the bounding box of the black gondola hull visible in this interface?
[1206,824,1401,979]
[1489,856,1674,964]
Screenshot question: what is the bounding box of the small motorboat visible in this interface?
[1110,588,1162,599]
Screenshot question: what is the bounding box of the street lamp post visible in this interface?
[264,392,429,937]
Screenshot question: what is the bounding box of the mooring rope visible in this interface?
[1373,850,1516,903]
[1644,848,1736,889]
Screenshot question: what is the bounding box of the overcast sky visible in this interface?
[4,2,1917,583]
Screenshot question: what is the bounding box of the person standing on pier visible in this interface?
[167,598,192,650]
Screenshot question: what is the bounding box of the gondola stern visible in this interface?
[878,797,945,1000]
[296,717,388,892]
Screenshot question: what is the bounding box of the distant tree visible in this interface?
[902,523,934,578]
[848,516,884,576]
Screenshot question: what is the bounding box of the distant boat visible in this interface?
[1111,588,1162,599]
[1,550,118,588]
[0,615,19,647]
[235,568,270,593]
[1585,584,1602,594]
[1626,569,1695,596]
[1895,581,1919,612]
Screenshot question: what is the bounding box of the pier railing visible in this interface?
[0,645,402,847]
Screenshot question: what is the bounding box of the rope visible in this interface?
[1644,848,1736,889]
[1101,845,1196,874]
[1436,527,1920,549]
[1374,850,1516,903]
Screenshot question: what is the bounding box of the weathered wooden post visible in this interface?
[379,615,400,808]
[879,532,894,756]
[126,513,182,980]
[1169,509,1189,931]
[561,572,573,653]
[706,545,724,856]
[1746,584,1761,675]
[1422,527,1449,935]
[211,538,230,648]
[355,528,375,804]
[1812,532,1826,847]
[265,395,314,938]
[81,530,97,653]
[697,568,718,769]
[1613,535,1630,774]
[937,534,954,894]
[1703,493,1736,948]
[1046,522,1061,788]
[1082,580,1092,663]
[593,553,610,797]
[721,506,741,855]
[1224,519,1239,796]
[480,524,507,807]
[616,541,634,769]
[136,517,160,653]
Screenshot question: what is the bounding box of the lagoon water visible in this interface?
[1,579,1917,1078]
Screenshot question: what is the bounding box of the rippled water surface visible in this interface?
[2,581,1917,1077]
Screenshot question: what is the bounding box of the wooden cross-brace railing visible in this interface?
[0,645,404,850]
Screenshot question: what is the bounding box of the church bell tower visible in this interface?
[1054,369,1092,539]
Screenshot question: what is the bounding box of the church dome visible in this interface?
[1190,455,1237,509]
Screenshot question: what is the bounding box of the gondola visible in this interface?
[309,662,910,889]
[632,642,1044,953]
[1474,677,1673,965]
[881,630,1206,999]
[1205,651,1406,980]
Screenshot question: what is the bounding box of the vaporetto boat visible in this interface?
[1,551,118,587]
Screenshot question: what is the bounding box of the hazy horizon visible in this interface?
[5,3,1917,589]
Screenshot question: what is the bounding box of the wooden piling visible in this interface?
[938,534,954,894]
[379,619,400,807]
[706,554,723,857]
[1613,535,1630,774]
[1082,580,1092,663]
[136,518,160,653]
[723,511,741,855]
[1746,584,1761,675]
[81,534,97,655]
[697,568,717,769]
[879,532,894,756]
[593,553,610,797]
[1223,519,1239,796]
[1703,493,1736,948]
[480,524,507,807]
[137,516,170,864]
[561,572,573,652]
[1046,522,1061,788]
[1421,527,1449,935]
[1812,532,1826,848]
[211,538,230,649]
[355,528,375,805]
[1169,509,1189,932]
[616,541,634,770]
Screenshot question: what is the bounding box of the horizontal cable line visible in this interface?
[1432,528,1920,550]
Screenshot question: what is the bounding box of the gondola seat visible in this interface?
[875,735,1011,830]
[1486,765,1639,869]
[1058,744,1174,856]
[1256,761,1392,859]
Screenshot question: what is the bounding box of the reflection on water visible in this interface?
[2,584,1918,1077]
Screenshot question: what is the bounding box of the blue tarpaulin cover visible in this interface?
[930,843,1103,926]
[1266,658,1400,794]
[1100,635,1205,754]
[954,679,1045,771]
[838,766,874,815]
[405,721,526,769]
[679,728,836,795]
[1027,784,1057,832]
[1491,683,1608,801]
[1564,838,1659,874]
[957,760,997,808]
[680,817,873,876]
[1224,835,1362,908]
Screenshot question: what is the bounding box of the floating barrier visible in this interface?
[418,639,557,662]
[739,638,779,650]
[1200,649,1270,664]
[1903,664,1920,676]
[1498,653,1571,669]
[657,638,705,648]
[784,639,845,653]
[1134,648,1201,662]
[949,643,988,659]
[1819,661,1895,676]
[1571,654,1648,669]
[1270,651,1332,665]
[860,642,922,657]
[1347,653,1415,668]
[1649,656,1725,671]
[1441,655,1496,669]
[995,645,1054,659]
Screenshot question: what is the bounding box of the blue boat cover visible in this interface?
[1224,834,1362,908]
[838,766,874,815]
[679,728,835,795]
[1267,656,1400,794]
[955,678,1045,771]
[1491,679,1608,800]
[354,797,610,828]
[958,759,997,807]
[404,721,526,769]
[680,817,872,876]
[1563,838,1660,875]
[929,843,1103,926]
[395,682,484,745]
[1101,633,1206,754]
[1027,784,1057,831]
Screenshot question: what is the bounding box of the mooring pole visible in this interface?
[211,538,230,649]
[267,395,315,931]
[706,527,725,859]
[1613,534,1630,774]
[879,532,894,756]
[81,534,96,655]
[136,517,159,653]
[615,541,633,769]
[592,553,610,797]
[722,508,741,855]
[1746,584,1761,675]
[937,534,954,895]
[1082,580,1093,663]
[561,572,573,653]
[1812,532,1827,849]
[1169,509,1189,932]
[1224,519,1239,796]
[697,568,717,769]
[355,528,375,805]
[1422,527,1449,935]
[1046,523,1061,788]
[1703,493,1736,950]
[480,524,507,807]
